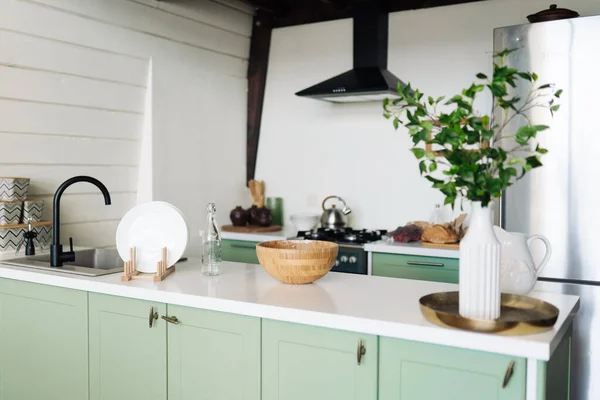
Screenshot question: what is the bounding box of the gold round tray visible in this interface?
[419,291,559,335]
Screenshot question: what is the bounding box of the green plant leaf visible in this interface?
[488,83,507,97]
[429,161,438,172]
[551,105,560,112]
[554,89,563,98]
[426,151,436,160]
[419,160,427,175]
[476,73,488,80]
[393,118,399,130]
[494,48,520,58]
[411,148,426,159]
[517,72,532,81]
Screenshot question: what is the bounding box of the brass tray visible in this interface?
[419,291,559,335]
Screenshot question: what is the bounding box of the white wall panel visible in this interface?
[1,165,138,196]
[38,192,136,224]
[0,0,247,78]
[0,133,139,166]
[0,99,142,140]
[27,0,250,58]
[0,0,251,250]
[60,220,120,248]
[0,65,145,113]
[0,29,148,86]
[130,0,253,37]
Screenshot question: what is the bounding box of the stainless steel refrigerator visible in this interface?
[495,15,600,400]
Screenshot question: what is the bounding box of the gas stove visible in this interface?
[296,228,387,245]
[295,227,387,275]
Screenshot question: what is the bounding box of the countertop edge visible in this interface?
[0,263,577,361]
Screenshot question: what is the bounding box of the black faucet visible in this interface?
[50,176,111,267]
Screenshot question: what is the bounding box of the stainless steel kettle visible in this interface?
[320,196,351,228]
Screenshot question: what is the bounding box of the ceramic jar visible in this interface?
[248,205,260,226]
[0,177,29,201]
[0,200,22,225]
[23,199,44,222]
[256,207,272,227]
[229,206,248,226]
[459,202,501,320]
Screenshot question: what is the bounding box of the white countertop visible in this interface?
[365,240,460,258]
[0,258,577,360]
[221,226,298,242]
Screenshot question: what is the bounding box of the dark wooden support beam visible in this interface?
[247,10,273,184]
[245,0,289,15]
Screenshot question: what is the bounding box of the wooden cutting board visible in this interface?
[221,225,282,233]
[421,241,460,250]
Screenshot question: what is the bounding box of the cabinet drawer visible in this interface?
[379,337,526,400]
[222,240,260,264]
[372,253,458,283]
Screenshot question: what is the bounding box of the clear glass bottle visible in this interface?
[429,204,442,224]
[201,203,222,276]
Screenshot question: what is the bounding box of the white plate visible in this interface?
[116,201,188,273]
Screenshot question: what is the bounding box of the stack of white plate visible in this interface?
[116,201,188,273]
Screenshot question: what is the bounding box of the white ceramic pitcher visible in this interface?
[493,226,552,295]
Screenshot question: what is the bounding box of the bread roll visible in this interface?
[422,225,459,244]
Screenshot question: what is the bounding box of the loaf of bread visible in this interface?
[422,225,459,244]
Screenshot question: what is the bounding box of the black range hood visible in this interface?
[295,2,406,103]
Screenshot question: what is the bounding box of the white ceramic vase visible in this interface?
[459,201,501,320]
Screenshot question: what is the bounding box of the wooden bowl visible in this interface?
[256,240,338,284]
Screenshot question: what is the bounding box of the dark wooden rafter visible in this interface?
[246,10,273,184]
[242,0,485,27]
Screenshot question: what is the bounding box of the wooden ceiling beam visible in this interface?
[242,0,289,15]
[242,0,486,27]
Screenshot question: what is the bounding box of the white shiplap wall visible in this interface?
[0,0,252,251]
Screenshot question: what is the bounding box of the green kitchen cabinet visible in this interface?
[262,319,378,400]
[89,293,167,400]
[167,304,261,400]
[0,278,88,400]
[372,252,459,283]
[379,337,526,400]
[222,239,260,264]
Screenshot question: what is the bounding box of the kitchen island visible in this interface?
[0,259,578,400]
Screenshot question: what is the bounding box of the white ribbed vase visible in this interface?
[459,201,501,320]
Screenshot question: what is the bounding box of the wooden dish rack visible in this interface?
[121,247,175,282]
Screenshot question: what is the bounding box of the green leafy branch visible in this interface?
[383,48,561,208]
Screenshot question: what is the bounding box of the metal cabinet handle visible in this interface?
[230,244,257,250]
[357,340,366,365]
[502,361,515,388]
[148,306,158,328]
[161,315,179,325]
[407,261,445,267]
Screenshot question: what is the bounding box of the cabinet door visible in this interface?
[0,278,88,400]
[222,240,260,264]
[262,319,377,400]
[372,253,459,283]
[379,337,526,400]
[89,293,167,400]
[167,304,260,400]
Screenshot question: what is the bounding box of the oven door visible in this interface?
[332,245,367,275]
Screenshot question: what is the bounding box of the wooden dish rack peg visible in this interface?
[121,247,175,282]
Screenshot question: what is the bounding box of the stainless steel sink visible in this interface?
[3,249,124,277]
